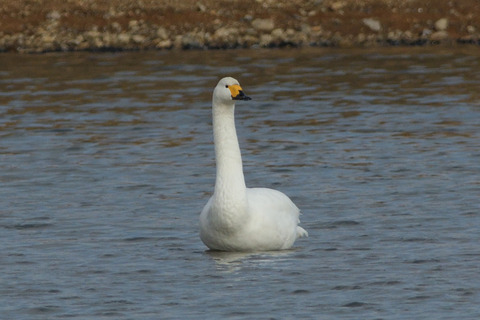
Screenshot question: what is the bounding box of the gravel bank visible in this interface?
[1,0,479,53]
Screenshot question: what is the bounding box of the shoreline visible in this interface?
[1,0,479,53]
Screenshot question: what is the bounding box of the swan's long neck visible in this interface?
[212,98,247,209]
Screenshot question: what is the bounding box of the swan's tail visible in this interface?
[297,226,308,238]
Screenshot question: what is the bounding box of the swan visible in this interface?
[199,77,308,252]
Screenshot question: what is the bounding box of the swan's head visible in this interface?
[213,77,251,104]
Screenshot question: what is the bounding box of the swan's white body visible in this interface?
[200,77,308,252]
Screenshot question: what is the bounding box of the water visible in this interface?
[1,47,480,319]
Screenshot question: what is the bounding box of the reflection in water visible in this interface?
[206,249,299,273]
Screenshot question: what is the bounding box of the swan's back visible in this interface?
[245,187,305,249]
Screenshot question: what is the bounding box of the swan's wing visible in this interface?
[247,187,303,226]
[296,226,309,238]
[246,187,300,217]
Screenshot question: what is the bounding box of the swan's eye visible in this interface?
[225,85,229,88]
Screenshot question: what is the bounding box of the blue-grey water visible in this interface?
[1,47,480,319]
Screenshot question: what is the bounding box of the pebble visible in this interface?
[329,1,346,11]
[271,28,284,40]
[156,39,172,49]
[260,34,273,46]
[430,31,449,41]
[362,18,382,32]
[118,33,131,44]
[435,18,448,31]
[46,10,61,20]
[111,22,122,32]
[132,34,146,44]
[156,27,169,40]
[251,18,275,32]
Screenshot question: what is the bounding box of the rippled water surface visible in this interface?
[1,47,480,319]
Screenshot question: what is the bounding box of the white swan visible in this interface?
[199,77,308,252]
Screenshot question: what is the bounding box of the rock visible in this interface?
[101,33,113,47]
[259,34,273,46]
[210,27,241,47]
[301,23,311,34]
[197,2,206,12]
[430,31,449,41]
[172,35,182,49]
[251,18,275,32]
[387,31,397,41]
[271,28,285,40]
[362,18,381,32]
[243,14,253,22]
[111,22,122,32]
[181,31,206,48]
[329,1,346,11]
[295,31,309,45]
[213,27,238,40]
[128,20,139,32]
[421,28,432,38]
[71,34,84,46]
[132,34,146,44]
[42,34,56,44]
[434,18,448,31]
[47,10,61,20]
[117,33,131,44]
[156,27,169,40]
[311,25,323,35]
[156,39,172,49]
[240,35,258,47]
[402,30,413,41]
[104,7,118,19]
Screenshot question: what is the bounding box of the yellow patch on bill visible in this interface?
[228,84,243,98]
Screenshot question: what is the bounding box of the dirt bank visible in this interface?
[1,0,479,53]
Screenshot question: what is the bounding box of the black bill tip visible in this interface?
[233,90,252,101]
